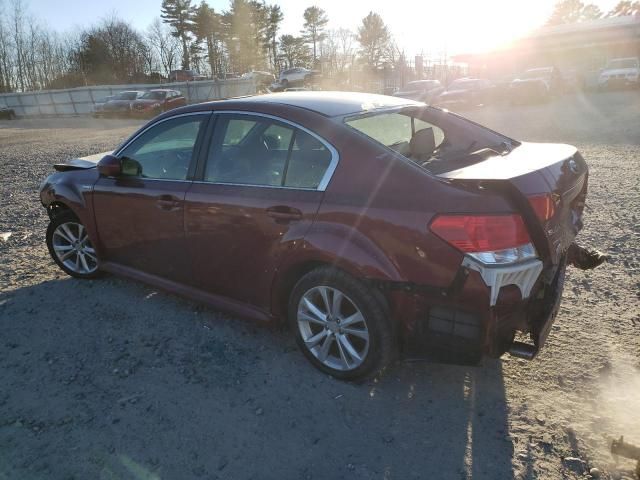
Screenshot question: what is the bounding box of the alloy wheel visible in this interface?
[51,221,98,275]
[297,286,370,371]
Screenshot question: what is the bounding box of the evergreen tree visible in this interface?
[161,0,196,70]
[278,34,310,69]
[546,0,603,25]
[193,1,224,76]
[607,0,640,16]
[266,5,284,71]
[301,6,328,64]
[356,12,390,70]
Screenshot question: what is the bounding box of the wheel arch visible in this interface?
[270,249,396,324]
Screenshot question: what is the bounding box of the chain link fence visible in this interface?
[0,79,256,117]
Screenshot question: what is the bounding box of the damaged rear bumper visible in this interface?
[391,255,567,363]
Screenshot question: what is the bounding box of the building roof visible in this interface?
[453,15,640,63]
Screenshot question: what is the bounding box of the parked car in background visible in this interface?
[509,67,563,103]
[241,70,276,87]
[0,106,16,120]
[131,89,186,118]
[40,91,589,380]
[278,67,317,88]
[433,78,496,109]
[392,80,444,103]
[217,72,241,80]
[598,57,640,90]
[101,91,144,117]
[91,95,115,117]
[169,70,207,82]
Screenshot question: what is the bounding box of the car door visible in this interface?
[93,112,210,283]
[184,112,337,312]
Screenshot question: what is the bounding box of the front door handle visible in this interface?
[156,194,181,211]
[266,206,303,222]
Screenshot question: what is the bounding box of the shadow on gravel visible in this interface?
[0,277,514,479]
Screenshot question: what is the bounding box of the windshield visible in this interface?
[406,81,438,90]
[449,79,479,89]
[344,107,514,175]
[520,69,551,79]
[606,58,638,69]
[141,91,166,100]
[115,92,138,100]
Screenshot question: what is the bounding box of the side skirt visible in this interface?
[100,262,275,324]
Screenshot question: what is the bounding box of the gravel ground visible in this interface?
[0,91,639,480]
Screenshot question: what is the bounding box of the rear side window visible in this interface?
[285,131,332,189]
[345,108,516,175]
[346,112,444,156]
[204,114,333,189]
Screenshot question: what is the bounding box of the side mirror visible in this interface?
[97,154,121,177]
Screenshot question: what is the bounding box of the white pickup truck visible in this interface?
[598,57,640,89]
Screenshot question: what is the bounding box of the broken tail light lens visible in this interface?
[528,194,556,222]
[429,214,537,265]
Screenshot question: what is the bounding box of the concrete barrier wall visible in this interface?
[0,79,256,117]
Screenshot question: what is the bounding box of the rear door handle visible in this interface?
[156,194,182,211]
[266,206,303,222]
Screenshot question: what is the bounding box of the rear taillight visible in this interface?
[528,194,556,222]
[429,214,537,265]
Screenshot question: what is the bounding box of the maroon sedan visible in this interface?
[131,89,186,117]
[40,92,588,379]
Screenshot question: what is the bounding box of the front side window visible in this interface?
[118,115,205,180]
[204,114,333,189]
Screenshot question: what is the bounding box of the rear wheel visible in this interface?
[46,211,100,279]
[288,267,394,380]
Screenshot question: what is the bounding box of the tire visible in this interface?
[280,79,289,88]
[46,210,101,279]
[288,267,394,380]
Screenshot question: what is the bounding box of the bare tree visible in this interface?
[147,17,181,76]
[0,0,14,92]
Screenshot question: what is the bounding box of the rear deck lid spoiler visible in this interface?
[437,143,577,181]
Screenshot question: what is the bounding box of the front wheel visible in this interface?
[288,268,394,380]
[46,210,100,279]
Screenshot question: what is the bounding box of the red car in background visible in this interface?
[131,89,187,117]
[39,92,589,380]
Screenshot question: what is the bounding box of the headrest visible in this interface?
[410,127,436,159]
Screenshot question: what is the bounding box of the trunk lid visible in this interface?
[438,142,588,265]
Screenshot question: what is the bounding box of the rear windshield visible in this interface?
[141,91,166,100]
[116,92,138,100]
[606,58,638,69]
[344,107,516,175]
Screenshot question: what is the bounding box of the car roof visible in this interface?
[226,91,422,117]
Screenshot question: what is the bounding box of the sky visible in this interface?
[26,0,621,56]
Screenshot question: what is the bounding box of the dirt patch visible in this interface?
[1,91,639,479]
